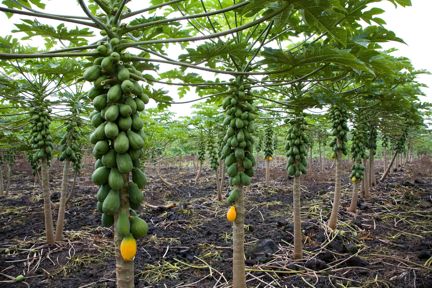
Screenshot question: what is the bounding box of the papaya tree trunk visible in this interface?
[218,160,225,197]
[65,171,78,204]
[319,142,324,172]
[308,146,313,173]
[292,176,303,259]
[328,150,342,230]
[265,159,270,184]
[362,158,370,199]
[5,162,11,195]
[0,163,4,196]
[383,147,387,174]
[380,151,398,182]
[347,182,359,213]
[115,174,134,288]
[216,170,222,201]
[232,185,246,288]
[369,152,376,187]
[41,158,55,244]
[194,161,202,182]
[55,160,70,241]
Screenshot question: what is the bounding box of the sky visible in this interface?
[0,0,431,118]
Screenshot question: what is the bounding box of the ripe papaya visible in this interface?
[83,65,101,82]
[116,210,130,237]
[101,213,114,227]
[130,216,148,238]
[118,116,132,131]
[227,206,237,222]
[116,153,133,173]
[102,189,120,215]
[107,84,122,103]
[114,132,129,153]
[120,236,137,261]
[132,168,147,189]
[92,166,110,185]
[128,182,143,208]
[127,130,144,150]
[105,105,119,122]
[97,184,110,202]
[109,168,124,190]
[102,150,116,168]
[104,122,119,139]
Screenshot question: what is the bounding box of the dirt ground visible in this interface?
[0,155,431,287]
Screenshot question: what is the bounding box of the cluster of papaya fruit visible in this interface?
[350,121,367,183]
[207,133,219,171]
[197,132,206,164]
[29,100,53,163]
[329,106,349,158]
[368,125,377,155]
[84,37,149,261]
[285,115,308,177]
[220,77,257,218]
[58,115,82,171]
[264,124,274,160]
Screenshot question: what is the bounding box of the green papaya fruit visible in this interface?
[97,201,103,213]
[94,159,103,169]
[102,190,120,215]
[116,153,133,173]
[125,97,137,114]
[239,172,251,185]
[128,182,144,208]
[227,188,240,204]
[107,84,122,103]
[135,98,145,111]
[227,163,238,177]
[118,116,132,131]
[93,94,107,111]
[127,130,144,150]
[109,168,124,190]
[91,112,104,128]
[101,56,113,72]
[105,105,119,122]
[231,174,241,185]
[101,213,114,227]
[104,122,119,139]
[116,209,130,237]
[92,166,110,185]
[121,79,135,94]
[132,168,147,189]
[83,65,101,81]
[129,148,143,161]
[236,119,244,129]
[225,153,236,166]
[235,148,245,160]
[114,132,129,153]
[119,104,132,117]
[102,150,116,168]
[131,114,144,131]
[243,158,252,169]
[130,216,148,238]
[93,140,109,157]
[118,67,130,82]
[97,184,110,202]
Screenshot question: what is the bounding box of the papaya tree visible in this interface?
[263,122,274,184]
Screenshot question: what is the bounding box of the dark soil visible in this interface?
[0,156,431,287]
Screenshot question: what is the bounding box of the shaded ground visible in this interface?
[0,156,431,287]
